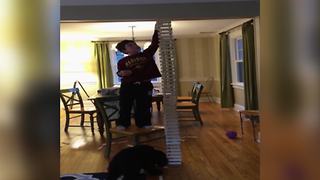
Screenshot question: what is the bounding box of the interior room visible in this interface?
[60,1,261,180]
[60,17,260,179]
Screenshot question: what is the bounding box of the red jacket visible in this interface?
[117,30,162,84]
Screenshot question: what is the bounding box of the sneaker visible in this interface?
[116,125,126,130]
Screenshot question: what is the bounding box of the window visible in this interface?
[229,30,244,88]
[235,38,244,83]
[108,41,161,85]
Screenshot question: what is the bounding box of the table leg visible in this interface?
[96,112,104,136]
[156,100,161,111]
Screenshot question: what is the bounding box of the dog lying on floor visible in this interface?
[107,145,168,180]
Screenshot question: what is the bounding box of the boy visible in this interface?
[115,23,161,129]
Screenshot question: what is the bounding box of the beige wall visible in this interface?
[175,35,220,99]
[174,34,249,106]
[60,39,99,97]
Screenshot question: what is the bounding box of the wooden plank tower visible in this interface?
[157,20,182,165]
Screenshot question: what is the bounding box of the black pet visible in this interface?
[107,145,168,180]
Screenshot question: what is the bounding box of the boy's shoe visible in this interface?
[143,125,153,129]
[116,125,126,130]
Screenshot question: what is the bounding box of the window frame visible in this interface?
[229,29,244,89]
[108,41,162,85]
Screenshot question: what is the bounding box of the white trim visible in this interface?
[231,83,244,90]
[199,97,209,102]
[217,18,252,34]
[213,97,221,104]
[233,104,245,111]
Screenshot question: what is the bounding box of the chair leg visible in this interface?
[196,110,203,126]
[156,101,161,111]
[193,108,203,126]
[208,95,214,103]
[64,113,70,132]
[90,114,95,134]
[80,113,85,126]
[96,113,104,136]
[251,119,257,142]
[105,132,112,159]
[207,94,212,103]
[240,113,244,135]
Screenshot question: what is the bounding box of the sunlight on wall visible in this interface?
[60,39,98,95]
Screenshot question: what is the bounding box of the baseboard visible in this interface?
[199,96,221,103]
[199,97,211,102]
[200,96,221,103]
[213,97,221,104]
[206,97,244,112]
[233,104,245,112]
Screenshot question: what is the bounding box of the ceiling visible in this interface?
[61,0,258,6]
[60,19,250,41]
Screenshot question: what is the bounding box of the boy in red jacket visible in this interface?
[115,23,161,129]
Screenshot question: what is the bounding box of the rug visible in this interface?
[60,172,108,180]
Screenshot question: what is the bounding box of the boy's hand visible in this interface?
[118,70,132,77]
[155,21,160,31]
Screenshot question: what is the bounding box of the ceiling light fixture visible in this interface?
[128,25,136,41]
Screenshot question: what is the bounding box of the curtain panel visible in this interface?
[242,21,259,110]
[220,33,235,108]
[93,42,113,88]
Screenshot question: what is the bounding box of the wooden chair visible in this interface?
[201,76,214,102]
[176,83,204,126]
[239,110,260,142]
[94,97,165,159]
[73,80,95,107]
[151,94,163,112]
[177,82,198,102]
[60,88,96,133]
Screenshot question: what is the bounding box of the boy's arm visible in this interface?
[143,29,159,56]
[117,70,132,77]
[117,60,132,77]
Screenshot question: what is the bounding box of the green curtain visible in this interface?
[93,42,113,88]
[220,32,234,107]
[242,21,259,110]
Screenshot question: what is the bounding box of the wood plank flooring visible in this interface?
[60,102,259,179]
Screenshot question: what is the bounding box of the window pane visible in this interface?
[237,62,244,83]
[238,50,243,60]
[235,38,243,60]
[115,51,125,84]
[237,39,243,50]
[115,51,124,62]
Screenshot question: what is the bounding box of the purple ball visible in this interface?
[226,131,237,139]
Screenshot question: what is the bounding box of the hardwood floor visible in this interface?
[60,102,260,179]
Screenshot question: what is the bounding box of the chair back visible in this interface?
[204,76,214,92]
[60,88,84,113]
[189,82,198,99]
[73,80,94,104]
[191,83,204,105]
